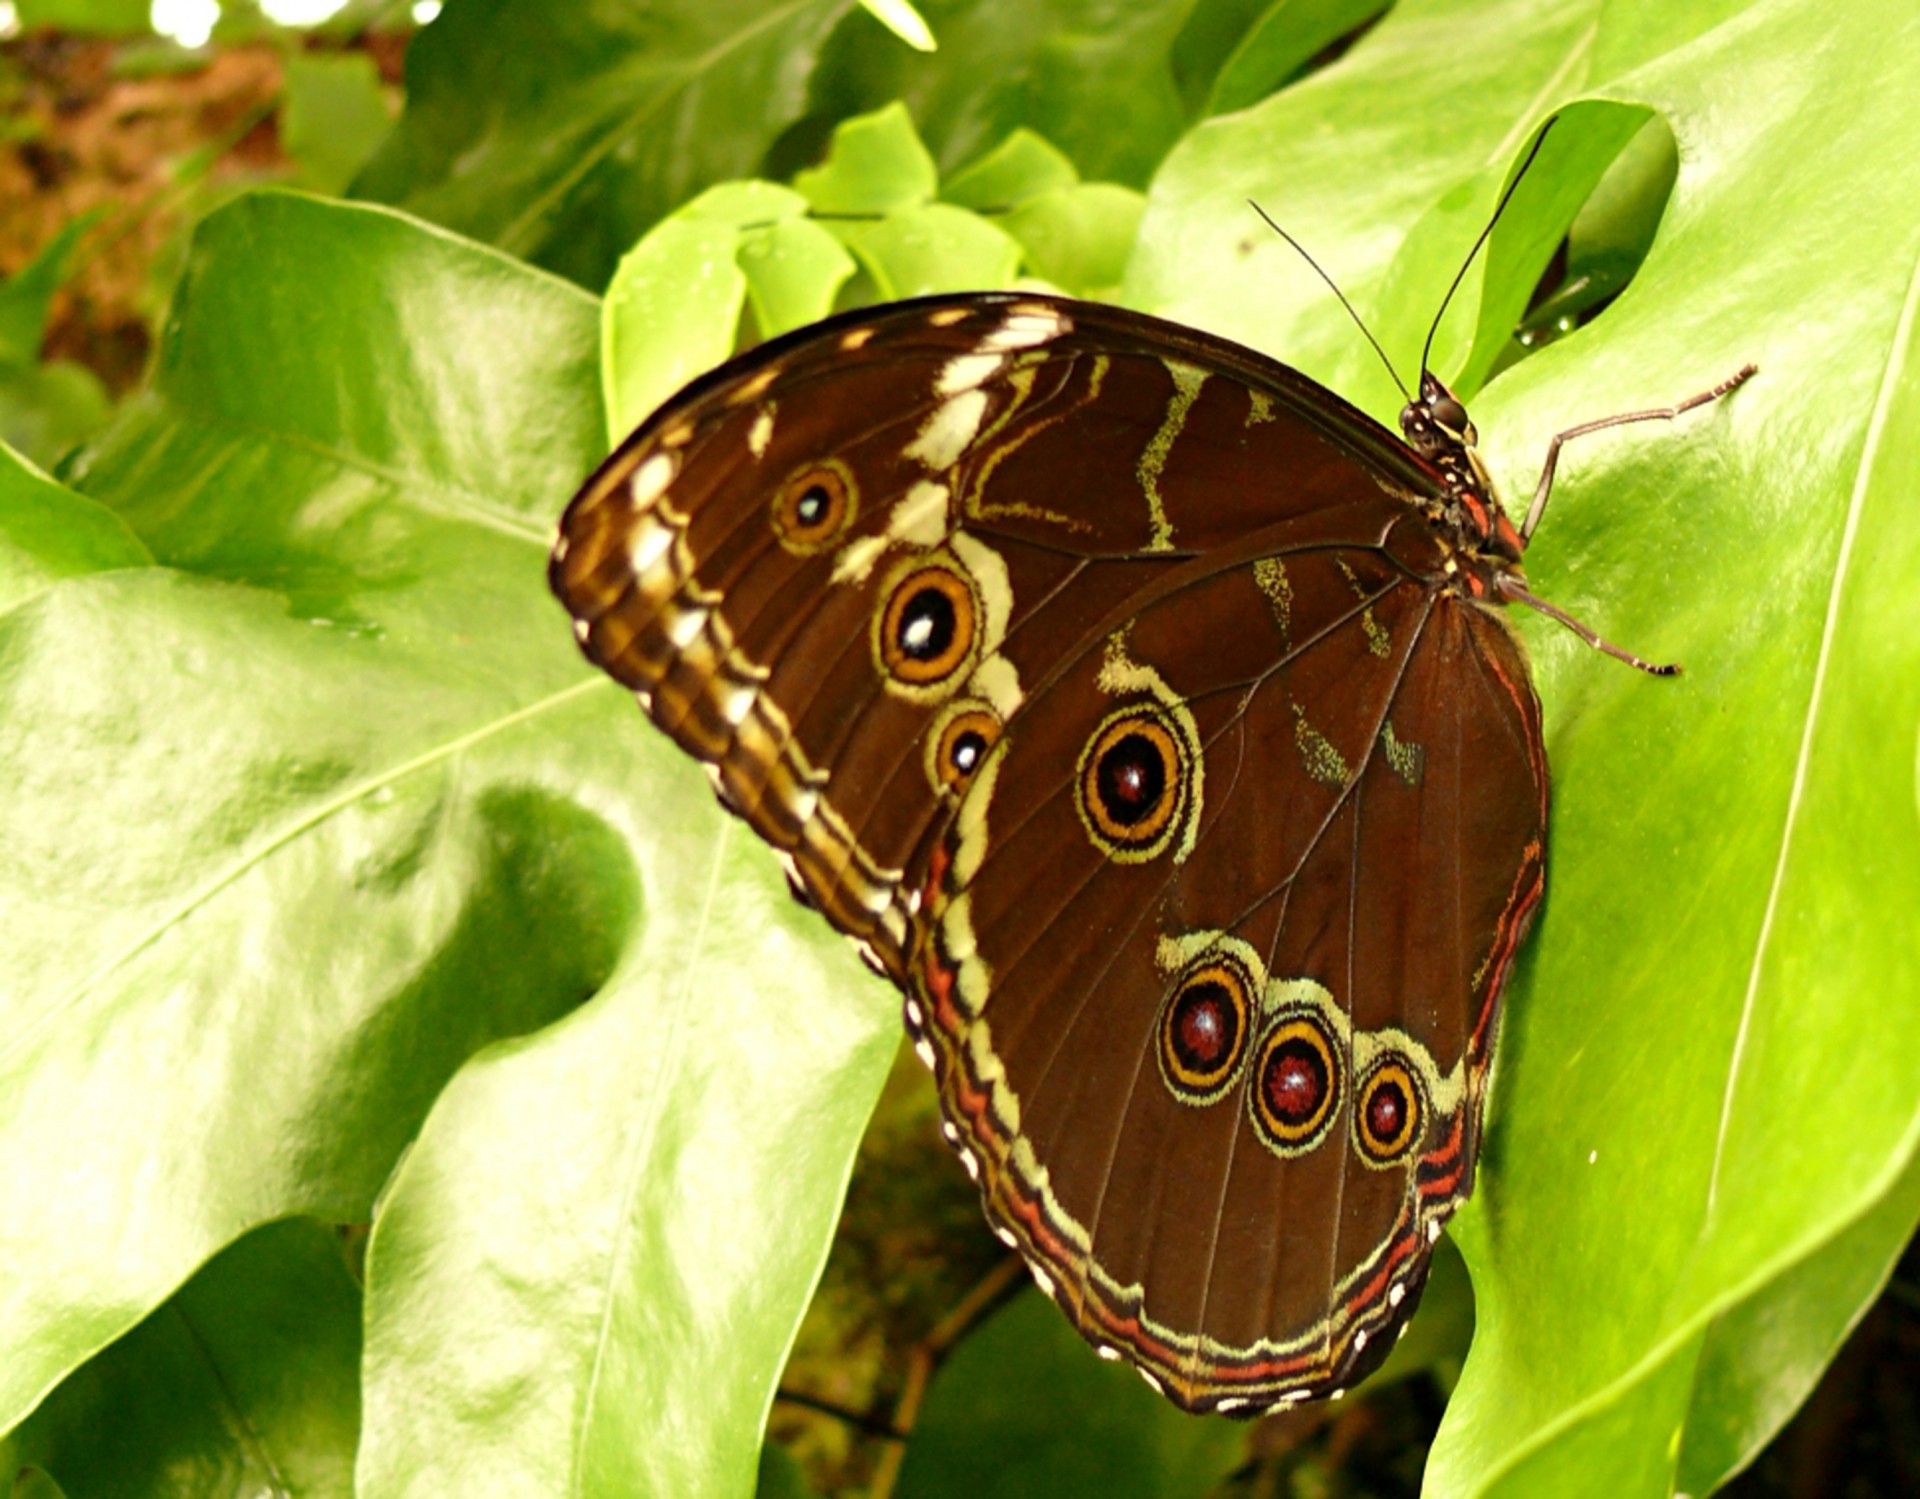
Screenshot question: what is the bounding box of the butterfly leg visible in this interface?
[1519,363,1758,541]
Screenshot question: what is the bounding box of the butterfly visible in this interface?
[550,221,1751,1414]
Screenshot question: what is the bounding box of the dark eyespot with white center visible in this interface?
[771,461,857,553]
[876,562,977,688]
[926,700,1003,796]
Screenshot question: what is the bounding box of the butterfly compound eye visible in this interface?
[1431,394,1470,436]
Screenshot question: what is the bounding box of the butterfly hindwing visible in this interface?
[912,515,1546,1411]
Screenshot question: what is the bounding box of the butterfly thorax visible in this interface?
[1399,371,1526,597]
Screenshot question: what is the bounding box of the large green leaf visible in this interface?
[353,0,1228,291]
[0,193,896,1495]
[351,0,860,288]
[0,1219,362,1498]
[792,0,1204,188]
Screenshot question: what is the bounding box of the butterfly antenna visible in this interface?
[1418,120,1556,383]
[1248,199,1411,404]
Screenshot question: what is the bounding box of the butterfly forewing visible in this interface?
[552,292,1548,1414]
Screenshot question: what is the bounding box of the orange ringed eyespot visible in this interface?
[772,461,856,553]
[1355,1057,1424,1166]
[1157,956,1254,1105]
[878,564,977,686]
[1250,1011,1341,1156]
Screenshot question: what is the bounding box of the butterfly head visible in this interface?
[1398,371,1477,458]
[1401,372,1526,567]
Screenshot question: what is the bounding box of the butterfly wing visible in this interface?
[552,292,1546,1412]
[913,518,1547,1412]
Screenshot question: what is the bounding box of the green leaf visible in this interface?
[941,128,1081,208]
[12,0,149,33]
[794,100,939,214]
[1,191,896,1497]
[601,179,859,438]
[894,1290,1247,1499]
[799,0,1206,189]
[2,1220,362,1499]
[755,1442,822,1499]
[0,216,98,369]
[0,442,149,615]
[858,0,937,52]
[351,0,860,289]
[1205,0,1392,115]
[740,214,862,337]
[7,1468,67,1499]
[792,105,1022,297]
[937,128,1146,297]
[834,202,1023,299]
[0,361,112,473]
[1001,184,1145,298]
[1515,116,1678,346]
[282,51,394,197]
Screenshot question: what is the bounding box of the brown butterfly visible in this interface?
[550,159,1751,1413]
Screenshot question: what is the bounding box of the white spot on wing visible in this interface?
[904,388,988,470]
[1389,1282,1406,1308]
[915,1038,936,1068]
[628,452,675,508]
[886,481,952,546]
[1137,1368,1163,1395]
[831,533,889,584]
[904,997,924,1029]
[984,307,1069,350]
[748,408,774,459]
[968,652,1023,719]
[666,607,708,649]
[628,516,675,574]
[1097,1346,1122,1363]
[936,351,1004,396]
[720,684,756,726]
